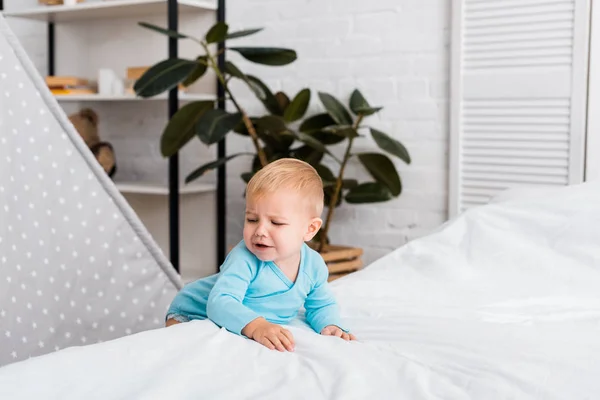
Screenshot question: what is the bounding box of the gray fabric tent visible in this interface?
[0,14,182,367]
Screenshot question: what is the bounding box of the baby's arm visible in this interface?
[206,260,260,335]
[304,261,356,341]
[206,261,294,351]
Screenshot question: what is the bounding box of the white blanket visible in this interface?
[1,182,600,399]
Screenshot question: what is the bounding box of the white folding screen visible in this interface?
[449,0,591,217]
[586,0,600,181]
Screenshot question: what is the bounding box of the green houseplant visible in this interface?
[195,86,412,253]
[134,21,411,275]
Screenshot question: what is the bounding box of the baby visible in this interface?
[165,158,356,351]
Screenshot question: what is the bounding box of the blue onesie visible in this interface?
[166,240,346,335]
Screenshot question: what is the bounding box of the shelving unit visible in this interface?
[2,0,216,22]
[115,181,214,195]
[54,92,215,102]
[1,0,227,278]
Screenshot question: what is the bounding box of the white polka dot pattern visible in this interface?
[0,21,180,367]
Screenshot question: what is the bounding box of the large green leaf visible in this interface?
[318,92,353,125]
[225,61,246,80]
[160,100,215,157]
[324,126,358,139]
[275,92,291,114]
[284,89,311,123]
[134,58,197,97]
[186,153,252,183]
[299,113,336,133]
[299,113,344,145]
[226,28,264,40]
[206,22,229,44]
[308,132,345,145]
[241,171,255,183]
[245,75,282,115]
[342,179,359,189]
[354,105,383,116]
[138,22,189,39]
[294,131,330,156]
[314,164,337,186]
[233,117,254,136]
[370,128,411,164]
[196,109,243,145]
[229,47,297,66]
[255,115,288,134]
[291,145,323,166]
[252,154,262,172]
[345,182,393,204]
[255,116,294,151]
[226,64,286,116]
[349,89,382,116]
[357,153,402,196]
[182,56,208,88]
[324,185,342,208]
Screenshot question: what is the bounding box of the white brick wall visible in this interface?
[226,0,451,265]
[4,0,451,267]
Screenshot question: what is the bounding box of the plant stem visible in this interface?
[318,115,364,252]
[202,43,268,167]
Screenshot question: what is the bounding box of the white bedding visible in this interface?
[1,182,600,399]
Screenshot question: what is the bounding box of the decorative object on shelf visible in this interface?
[68,108,117,178]
[38,0,84,5]
[46,75,95,95]
[98,68,125,96]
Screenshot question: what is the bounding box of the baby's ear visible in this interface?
[304,217,323,241]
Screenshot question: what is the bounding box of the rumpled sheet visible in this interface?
[1,182,599,399]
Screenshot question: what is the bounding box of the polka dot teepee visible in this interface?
[0,14,181,367]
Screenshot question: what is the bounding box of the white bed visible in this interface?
[1,181,600,399]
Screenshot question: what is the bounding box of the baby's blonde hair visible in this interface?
[246,158,324,217]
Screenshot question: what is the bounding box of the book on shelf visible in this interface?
[50,88,96,95]
[46,76,96,96]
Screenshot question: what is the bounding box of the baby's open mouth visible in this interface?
[255,243,271,248]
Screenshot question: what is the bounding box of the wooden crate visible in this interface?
[318,245,363,282]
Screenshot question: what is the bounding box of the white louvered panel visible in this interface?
[463,156,569,168]
[465,21,573,38]
[464,140,569,151]
[449,0,590,216]
[464,0,574,70]
[466,0,572,11]
[466,30,573,47]
[460,97,571,209]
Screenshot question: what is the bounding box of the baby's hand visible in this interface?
[242,317,295,352]
[320,325,357,341]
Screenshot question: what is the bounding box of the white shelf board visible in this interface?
[54,93,215,102]
[2,0,216,23]
[115,181,215,195]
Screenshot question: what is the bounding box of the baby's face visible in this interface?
[243,190,320,267]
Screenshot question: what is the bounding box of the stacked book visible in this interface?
[46,76,95,95]
[38,0,85,5]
